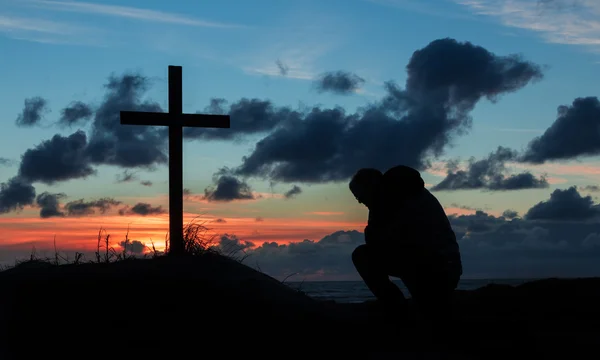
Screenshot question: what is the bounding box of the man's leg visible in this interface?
[409,263,460,349]
[352,244,407,307]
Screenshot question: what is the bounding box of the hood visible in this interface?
[381,165,425,203]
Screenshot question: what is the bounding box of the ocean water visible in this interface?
[286,279,536,303]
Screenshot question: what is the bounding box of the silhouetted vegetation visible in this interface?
[2,216,251,273]
[0,221,599,358]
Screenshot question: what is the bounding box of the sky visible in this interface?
[1,0,600,281]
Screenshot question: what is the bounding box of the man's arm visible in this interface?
[364,224,375,245]
[364,208,392,246]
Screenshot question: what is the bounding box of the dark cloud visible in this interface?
[202,98,227,115]
[3,186,600,279]
[15,97,49,127]
[140,180,153,187]
[119,240,146,254]
[230,230,365,279]
[521,97,600,163]
[7,38,543,207]
[314,71,365,95]
[18,131,95,185]
[502,209,519,219]
[115,170,138,183]
[491,172,549,191]
[276,59,289,76]
[428,95,600,193]
[405,39,543,103]
[214,218,227,223]
[183,98,298,141]
[58,101,94,127]
[454,210,497,232]
[582,185,600,192]
[255,216,264,222]
[6,72,168,195]
[0,177,36,214]
[0,157,15,167]
[36,192,66,218]
[452,212,600,279]
[199,186,600,279]
[432,147,549,191]
[118,202,166,216]
[247,212,600,279]
[64,198,122,217]
[525,186,600,221]
[450,203,478,211]
[230,38,543,184]
[216,234,255,256]
[85,73,167,169]
[284,185,302,199]
[203,169,254,202]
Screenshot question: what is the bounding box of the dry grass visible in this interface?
[0,216,308,296]
[2,216,251,271]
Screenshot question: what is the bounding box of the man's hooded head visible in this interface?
[349,168,383,208]
[381,165,425,203]
[349,165,424,208]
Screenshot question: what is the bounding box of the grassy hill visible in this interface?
[1,225,598,359]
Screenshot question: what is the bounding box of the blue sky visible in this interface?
[1,0,600,279]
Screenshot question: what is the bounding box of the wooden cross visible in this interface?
[120,65,230,256]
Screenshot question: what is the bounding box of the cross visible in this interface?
[120,65,230,256]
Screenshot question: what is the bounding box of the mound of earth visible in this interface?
[0,254,598,359]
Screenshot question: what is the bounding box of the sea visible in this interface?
[286,278,537,303]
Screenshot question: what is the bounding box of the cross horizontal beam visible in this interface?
[120,111,230,128]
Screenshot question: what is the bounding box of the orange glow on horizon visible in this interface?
[547,177,568,184]
[0,213,366,253]
[307,211,345,216]
[1,204,500,258]
[444,207,502,217]
[444,207,477,216]
[511,162,600,176]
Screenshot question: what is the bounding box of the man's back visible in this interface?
[367,166,461,264]
[396,188,460,258]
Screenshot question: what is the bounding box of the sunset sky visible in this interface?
[1,0,600,280]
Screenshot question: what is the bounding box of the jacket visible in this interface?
[364,165,462,269]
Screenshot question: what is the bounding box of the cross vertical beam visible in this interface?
[119,65,230,258]
[168,66,184,256]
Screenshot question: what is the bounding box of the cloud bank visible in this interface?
[2,36,600,279]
